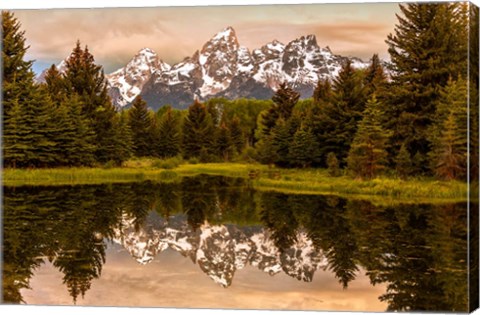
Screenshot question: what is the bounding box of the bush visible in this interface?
[151,156,183,169]
[102,160,118,169]
[326,152,341,177]
[188,157,199,164]
[239,146,258,163]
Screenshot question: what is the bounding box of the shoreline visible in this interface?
[2,162,471,204]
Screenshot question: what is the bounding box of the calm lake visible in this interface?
[2,175,470,312]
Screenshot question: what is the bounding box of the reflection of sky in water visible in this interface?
[22,243,387,311]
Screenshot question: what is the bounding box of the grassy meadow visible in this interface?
[2,158,470,204]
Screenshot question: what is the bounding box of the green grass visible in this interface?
[2,158,469,202]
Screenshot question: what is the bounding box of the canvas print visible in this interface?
[1,1,479,313]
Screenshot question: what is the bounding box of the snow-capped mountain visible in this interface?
[111,212,328,288]
[106,48,171,107]
[37,26,370,110]
[107,26,370,110]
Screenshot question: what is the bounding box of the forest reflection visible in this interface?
[2,175,470,311]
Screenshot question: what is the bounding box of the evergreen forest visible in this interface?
[2,3,479,182]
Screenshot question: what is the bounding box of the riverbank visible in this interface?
[2,160,471,203]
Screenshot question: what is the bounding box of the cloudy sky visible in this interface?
[10,3,400,75]
[22,245,388,311]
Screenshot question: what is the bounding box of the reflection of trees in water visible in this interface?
[345,200,468,311]
[2,177,470,311]
[259,192,469,311]
[260,193,359,288]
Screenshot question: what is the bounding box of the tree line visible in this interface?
[2,3,478,181]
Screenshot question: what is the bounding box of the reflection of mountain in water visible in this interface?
[112,212,327,287]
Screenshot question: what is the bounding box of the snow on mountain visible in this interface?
[111,212,328,288]
[36,26,371,110]
[106,48,170,107]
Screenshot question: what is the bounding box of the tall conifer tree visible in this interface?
[158,107,181,158]
[347,95,391,179]
[182,100,215,160]
[315,60,367,165]
[128,96,153,157]
[261,83,300,136]
[2,11,61,167]
[384,3,468,171]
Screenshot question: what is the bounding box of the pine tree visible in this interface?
[270,118,292,167]
[229,115,245,154]
[158,107,181,158]
[433,113,466,180]
[347,95,392,179]
[395,143,412,179]
[288,125,320,168]
[313,79,333,105]
[182,100,215,160]
[128,96,153,157]
[44,64,66,104]
[62,41,124,164]
[428,77,468,178]
[215,123,234,161]
[384,3,468,171]
[66,95,97,166]
[2,11,34,115]
[364,54,386,97]
[315,60,367,165]
[50,100,78,166]
[2,11,59,168]
[261,82,300,136]
[111,111,133,164]
[2,99,28,168]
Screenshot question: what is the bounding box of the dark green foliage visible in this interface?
[270,119,293,167]
[112,111,133,164]
[395,144,412,179]
[206,98,271,147]
[229,116,245,154]
[326,152,341,177]
[384,3,468,172]
[44,64,66,104]
[61,41,127,165]
[313,79,333,105]
[215,123,234,161]
[157,106,181,158]
[314,60,367,165]
[2,11,60,168]
[182,100,215,160]
[254,135,278,165]
[364,54,386,97]
[2,11,34,115]
[2,99,28,168]
[261,83,300,136]
[432,114,467,180]
[288,125,320,168]
[429,77,468,180]
[347,95,391,179]
[128,96,154,157]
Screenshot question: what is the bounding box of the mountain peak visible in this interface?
[212,26,237,42]
[136,47,157,56]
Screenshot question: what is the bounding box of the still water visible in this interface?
[2,175,470,311]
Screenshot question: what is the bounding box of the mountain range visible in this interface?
[39,26,370,110]
[112,212,328,287]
